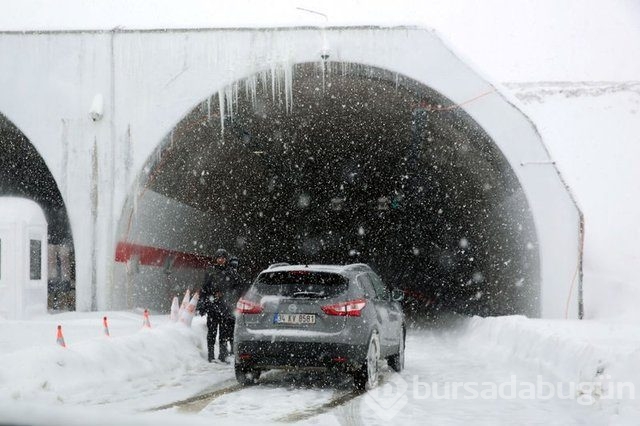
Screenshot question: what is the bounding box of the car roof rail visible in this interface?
[268,262,290,269]
[343,263,371,272]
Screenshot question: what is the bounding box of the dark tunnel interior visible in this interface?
[139,63,540,318]
[0,114,76,309]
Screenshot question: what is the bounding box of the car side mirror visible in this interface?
[391,288,404,302]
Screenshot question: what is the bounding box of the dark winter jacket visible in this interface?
[197,265,242,317]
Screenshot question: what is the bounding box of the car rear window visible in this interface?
[254,270,348,298]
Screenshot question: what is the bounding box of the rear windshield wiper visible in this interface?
[291,291,326,298]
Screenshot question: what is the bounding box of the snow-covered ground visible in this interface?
[1,311,638,425]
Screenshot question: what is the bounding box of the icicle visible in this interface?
[218,90,225,134]
[207,96,211,120]
[234,81,239,110]
[225,85,234,122]
[132,179,139,215]
[249,75,257,110]
[284,64,293,113]
[275,66,282,106]
[261,70,268,96]
[271,67,277,103]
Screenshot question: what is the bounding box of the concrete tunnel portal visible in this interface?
[122,62,540,318]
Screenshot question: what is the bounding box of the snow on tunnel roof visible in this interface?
[1,0,638,82]
[0,197,47,226]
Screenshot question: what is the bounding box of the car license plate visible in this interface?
[273,313,316,324]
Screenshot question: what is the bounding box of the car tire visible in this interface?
[388,328,405,372]
[235,365,261,386]
[353,332,380,391]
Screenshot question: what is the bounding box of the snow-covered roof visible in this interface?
[261,264,367,275]
[0,197,47,226]
[1,0,638,82]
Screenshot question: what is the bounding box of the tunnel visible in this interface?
[118,62,540,318]
[0,113,76,310]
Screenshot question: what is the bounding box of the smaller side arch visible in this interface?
[0,112,76,310]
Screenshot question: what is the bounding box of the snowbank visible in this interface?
[0,324,199,402]
[464,315,640,419]
[0,311,229,409]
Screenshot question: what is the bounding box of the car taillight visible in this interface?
[236,298,263,314]
[321,299,366,317]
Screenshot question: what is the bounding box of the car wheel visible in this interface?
[235,365,260,386]
[354,332,380,390]
[388,329,405,372]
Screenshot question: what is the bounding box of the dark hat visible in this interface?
[214,248,229,259]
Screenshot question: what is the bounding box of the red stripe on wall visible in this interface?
[115,241,214,269]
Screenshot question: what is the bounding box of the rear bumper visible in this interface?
[235,340,367,371]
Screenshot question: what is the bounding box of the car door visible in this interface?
[356,273,387,340]
[367,272,398,355]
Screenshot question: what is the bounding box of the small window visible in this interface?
[30,239,41,280]
[357,274,375,299]
[368,272,389,300]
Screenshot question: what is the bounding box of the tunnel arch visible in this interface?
[0,113,76,310]
[116,61,541,317]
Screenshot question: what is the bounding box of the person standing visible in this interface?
[197,248,242,362]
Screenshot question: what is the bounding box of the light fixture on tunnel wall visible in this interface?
[320,47,331,61]
[89,94,104,122]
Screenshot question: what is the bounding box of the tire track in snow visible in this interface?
[276,369,398,424]
[276,388,364,423]
[147,378,241,412]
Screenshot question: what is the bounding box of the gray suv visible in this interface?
[234,263,405,390]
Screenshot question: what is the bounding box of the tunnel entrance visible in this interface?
[0,114,76,311]
[128,63,539,317]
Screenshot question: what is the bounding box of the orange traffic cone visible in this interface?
[142,309,151,328]
[56,325,66,348]
[103,316,110,336]
[170,296,180,322]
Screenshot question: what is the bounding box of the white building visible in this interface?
[0,198,48,319]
